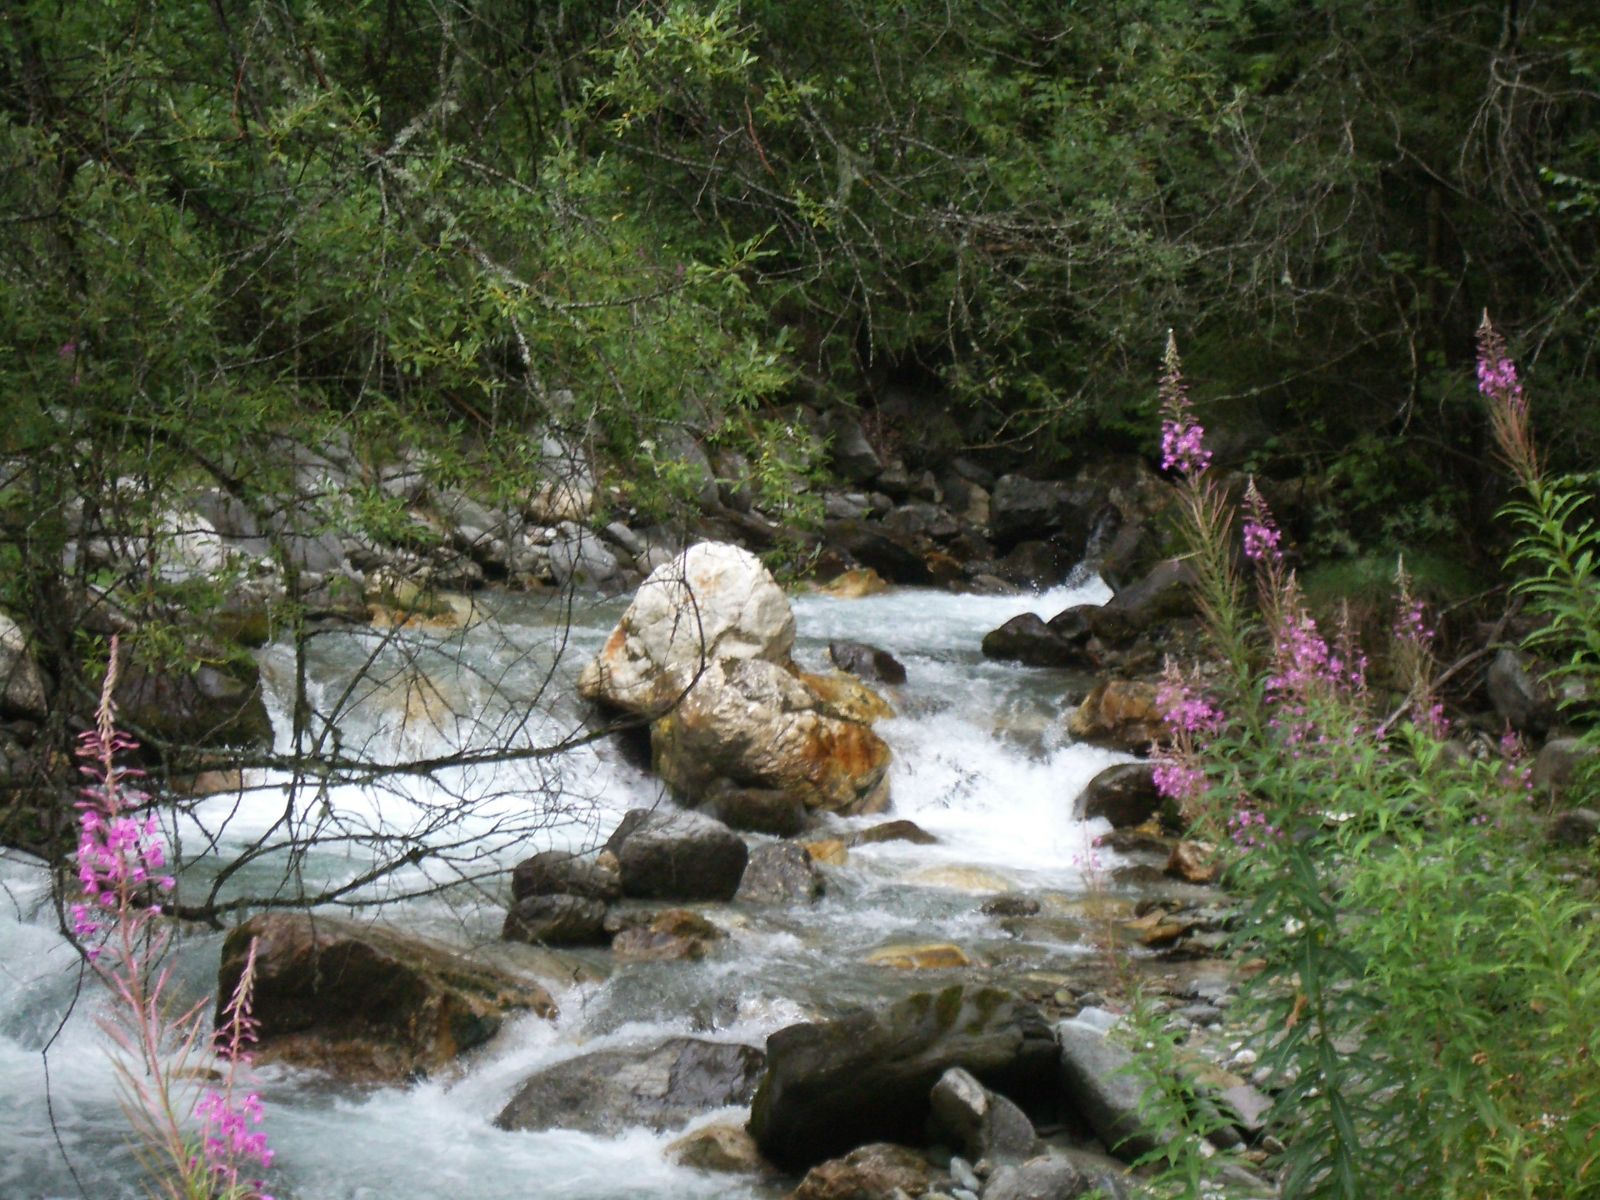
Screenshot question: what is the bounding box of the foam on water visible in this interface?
[1,576,1128,1198]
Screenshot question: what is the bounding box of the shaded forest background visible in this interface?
[3,0,1598,602]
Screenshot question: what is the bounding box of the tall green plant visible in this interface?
[1148,335,1600,1198]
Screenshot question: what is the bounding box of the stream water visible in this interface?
[0,577,1138,1200]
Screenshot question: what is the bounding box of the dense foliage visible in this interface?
[1136,333,1600,1199]
[2,1,1597,809]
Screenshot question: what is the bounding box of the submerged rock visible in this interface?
[665,1120,772,1174]
[216,913,555,1083]
[851,818,938,847]
[748,985,1057,1172]
[494,1037,764,1135]
[864,943,973,970]
[611,908,726,961]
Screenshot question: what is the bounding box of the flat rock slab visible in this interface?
[494,1037,764,1135]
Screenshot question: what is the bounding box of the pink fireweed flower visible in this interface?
[1241,478,1282,564]
[1159,331,1212,477]
[1477,311,1537,482]
[1152,753,1208,808]
[1475,314,1525,416]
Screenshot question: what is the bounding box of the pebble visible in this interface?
[1177,1003,1224,1026]
[1227,1047,1258,1070]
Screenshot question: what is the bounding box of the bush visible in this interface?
[1142,328,1600,1198]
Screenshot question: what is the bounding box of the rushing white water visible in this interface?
[0,576,1131,1199]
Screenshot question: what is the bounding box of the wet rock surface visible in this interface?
[493,1037,764,1134]
[748,985,1058,1172]
[217,913,556,1083]
[604,807,749,901]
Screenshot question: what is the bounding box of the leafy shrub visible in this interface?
[1142,330,1600,1198]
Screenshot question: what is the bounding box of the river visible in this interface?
[0,576,1135,1199]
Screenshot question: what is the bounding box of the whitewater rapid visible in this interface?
[0,576,1128,1199]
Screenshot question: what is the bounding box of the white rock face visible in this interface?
[0,614,48,718]
[578,542,796,718]
[650,657,891,815]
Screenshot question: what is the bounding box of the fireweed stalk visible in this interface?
[1142,332,1600,1198]
[72,638,274,1200]
[1481,312,1600,694]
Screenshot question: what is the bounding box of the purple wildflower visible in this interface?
[1241,478,1282,564]
[1475,315,1525,415]
[1477,311,1537,481]
[1159,332,1212,477]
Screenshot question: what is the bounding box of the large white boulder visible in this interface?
[578,542,795,718]
[652,657,891,816]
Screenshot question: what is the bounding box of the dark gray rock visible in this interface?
[493,1037,764,1135]
[885,502,959,542]
[217,912,555,1084]
[1055,1020,1167,1162]
[749,985,1058,1172]
[510,851,622,903]
[1090,560,1195,642]
[981,1156,1089,1200]
[830,639,909,686]
[828,415,885,485]
[980,896,1040,918]
[1549,807,1600,847]
[990,476,1064,546]
[824,518,934,585]
[604,808,749,902]
[982,614,1090,668]
[0,614,48,719]
[549,522,623,590]
[995,541,1075,589]
[697,781,809,836]
[1075,762,1162,828]
[500,893,609,946]
[736,842,825,905]
[929,1067,1040,1163]
[1533,736,1597,801]
[1216,1082,1273,1137]
[1487,648,1558,735]
[113,659,273,749]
